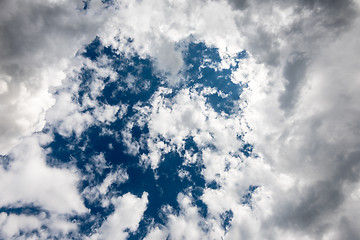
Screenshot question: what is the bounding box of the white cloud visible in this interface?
[111,0,360,237]
[167,194,205,240]
[141,86,245,169]
[90,192,148,240]
[46,89,94,138]
[1,0,359,238]
[120,121,141,156]
[46,56,121,138]
[234,1,360,238]
[143,226,168,240]
[93,104,120,124]
[0,0,246,155]
[82,163,129,208]
[0,134,87,238]
[98,0,243,83]
[0,0,107,154]
[0,211,80,239]
[98,168,128,195]
[0,134,86,214]
[0,213,42,239]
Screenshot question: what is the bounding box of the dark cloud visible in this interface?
[246,27,281,66]
[229,0,358,115]
[0,0,97,64]
[228,0,357,28]
[275,151,360,237]
[0,0,104,154]
[298,0,357,28]
[227,0,249,10]
[279,52,307,110]
[338,217,360,240]
[334,151,360,185]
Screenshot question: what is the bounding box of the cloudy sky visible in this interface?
[0,0,360,239]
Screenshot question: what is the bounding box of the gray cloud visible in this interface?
[1,0,359,238]
[227,0,360,238]
[227,0,249,10]
[229,0,357,85]
[298,0,356,28]
[272,150,360,238]
[279,52,308,110]
[337,217,360,240]
[0,0,105,154]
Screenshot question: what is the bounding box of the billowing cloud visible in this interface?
[0,134,86,238]
[236,1,360,238]
[0,0,106,154]
[0,0,359,239]
[0,134,86,214]
[90,192,148,240]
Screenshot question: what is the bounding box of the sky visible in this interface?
[0,0,360,239]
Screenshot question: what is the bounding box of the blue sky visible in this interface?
[0,0,360,239]
[44,37,249,239]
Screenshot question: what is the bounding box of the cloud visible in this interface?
[46,89,94,138]
[0,211,80,239]
[115,0,360,238]
[1,0,359,238]
[0,213,42,239]
[166,194,206,240]
[98,0,243,83]
[134,86,245,169]
[0,134,86,214]
[90,192,148,240]
[143,226,169,240]
[236,0,360,238]
[0,0,244,153]
[46,56,120,138]
[0,0,106,154]
[82,165,129,204]
[0,133,87,238]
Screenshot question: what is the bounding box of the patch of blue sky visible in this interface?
[0,154,11,170]
[80,37,162,108]
[126,151,206,239]
[16,230,43,240]
[241,185,259,209]
[220,209,234,233]
[0,205,48,217]
[43,37,254,238]
[82,0,90,10]
[241,143,254,157]
[182,40,247,115]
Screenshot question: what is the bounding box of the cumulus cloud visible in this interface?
[0,134,86,238]
[235,0,360,238]
[0,211,80,239]
[1,0,359,238]
[0,213,42,239]
[0,0,106,154]
[46,56,120,138]
[131,86,245,169]
[0,134,86,214]
[90,192,148,240]
[98,0,243,83]
[112,0,360,238]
